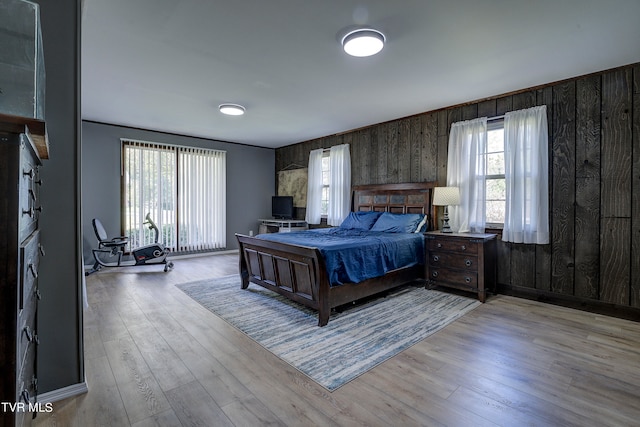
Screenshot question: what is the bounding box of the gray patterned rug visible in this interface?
[176,275,480,391]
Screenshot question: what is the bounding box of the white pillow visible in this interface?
[414,214,428,233]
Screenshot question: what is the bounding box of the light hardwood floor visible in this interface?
[33,253,640,426]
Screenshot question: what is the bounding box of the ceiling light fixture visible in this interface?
[219,103,246,116]
[341,28,385,57]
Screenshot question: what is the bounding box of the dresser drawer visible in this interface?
[429,267,478,289]
[18,305,37,374]
[19,137,41,242]
[428,237,478,255]
[21,280,40,330]
[20,230,41,310]
[428,251,478,271]
[17,341,37,421]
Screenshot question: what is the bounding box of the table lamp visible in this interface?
[432,187,460,233]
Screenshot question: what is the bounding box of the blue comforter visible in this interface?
[256,228,424,286]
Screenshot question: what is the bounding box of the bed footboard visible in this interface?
[236,233,332,326]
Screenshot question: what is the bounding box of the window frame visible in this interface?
[320,150,330,217]
[484,119,506,229]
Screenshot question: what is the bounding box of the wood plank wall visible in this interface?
[275,62,640,312]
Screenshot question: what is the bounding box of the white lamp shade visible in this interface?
[342,29,385,57]
[432,187,460,206]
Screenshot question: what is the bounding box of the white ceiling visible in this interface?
[81,0,640,149]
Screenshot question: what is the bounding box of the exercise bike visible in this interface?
[86,213,174,276]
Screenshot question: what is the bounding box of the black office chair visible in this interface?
[92,218,129,256]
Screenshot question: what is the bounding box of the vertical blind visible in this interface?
[122,140,226,252]
[177,146,226,251]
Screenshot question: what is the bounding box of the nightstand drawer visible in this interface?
[429,267,478,289]
[428,238,478,255]
[429,252,478,271]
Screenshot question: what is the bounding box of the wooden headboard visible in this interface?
[351,182,438,231]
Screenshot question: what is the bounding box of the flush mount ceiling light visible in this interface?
[341,28,385,57]
[219,103,246,116]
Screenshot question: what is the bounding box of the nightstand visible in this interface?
[424,231,497,302]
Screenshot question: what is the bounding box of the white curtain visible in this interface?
[502,105,549,244]
[305,148,324,224]
[327,144,351,226]
[446,117,487,233]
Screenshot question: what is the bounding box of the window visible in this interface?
[447,106,548,242]
[320,152,330,216]
[122,140,226,253]
[305,144,351,225]
[485,120,505,226]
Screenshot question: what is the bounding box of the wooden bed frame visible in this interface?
[236,182,438,326]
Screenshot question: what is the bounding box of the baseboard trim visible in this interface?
[497,284,640,322]
[83,249,239,269]
[169,249,238,260]
[38,381,89,403]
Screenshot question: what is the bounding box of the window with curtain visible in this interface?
[447,105,549,243]
[305,144,351,226]
[122,140,226,253]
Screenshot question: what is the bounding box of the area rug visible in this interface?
[176,275,480,391]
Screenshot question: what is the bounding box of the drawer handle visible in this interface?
[437,243,442,248]
[461,245,466,251]
[35,178,43,186]
[29,189,36,201]
[432,255,440,262]
[35,206,43,213]
[465,259,472,267]
[23,168,34,179]
[39,244,46,257]
[465,277,472,283]
[432,271,438,278]
[28,263,38,279]
[22,207,34,217]
[23,326,33,342]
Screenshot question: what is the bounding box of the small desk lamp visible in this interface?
[432,187,460,233]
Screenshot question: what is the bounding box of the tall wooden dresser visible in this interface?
[1,114,48,426]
